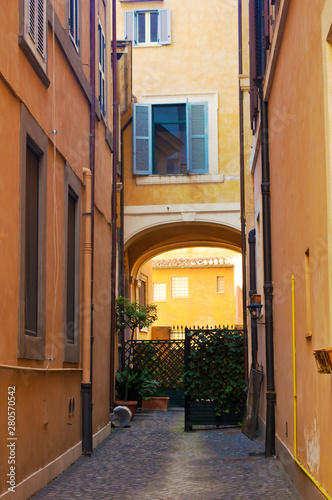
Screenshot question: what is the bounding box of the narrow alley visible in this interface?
[31,410,301,500]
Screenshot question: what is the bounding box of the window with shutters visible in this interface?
[125,9,171,47]
[63,164,81,363]
[20,0,47,77]
[133,102,208,175]
[69,0,79,52]
[98,21,106,117]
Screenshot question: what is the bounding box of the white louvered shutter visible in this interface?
[36,0,46,58]
[28,0,36,42]
[159,9,171,45]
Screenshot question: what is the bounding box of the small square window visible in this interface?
[153,283,166,302]
[171,277,188,299]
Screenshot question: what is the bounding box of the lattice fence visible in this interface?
[124,340,185,390]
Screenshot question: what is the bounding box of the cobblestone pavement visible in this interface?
[32,409,302,500]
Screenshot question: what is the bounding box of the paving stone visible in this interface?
[31,410,302,500]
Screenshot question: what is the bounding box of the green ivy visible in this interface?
[185,329,245,416]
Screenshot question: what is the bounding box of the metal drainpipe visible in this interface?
[248,229,258,368]
[82,0,96,455]
[238,0,248,384]
[109,0,118,414]
[119,116,133,370]
[260,89,276,458]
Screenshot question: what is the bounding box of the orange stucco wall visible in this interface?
[0,0,115,495]
[250,0,332,495]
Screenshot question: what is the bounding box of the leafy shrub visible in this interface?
[185,329,245,416]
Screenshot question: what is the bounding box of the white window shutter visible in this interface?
[159,9,171,45]
[28,0,36,42]
[36,0,46,58]
[133,104,152,175]
[125,11,136,46]
[188,102,209,174]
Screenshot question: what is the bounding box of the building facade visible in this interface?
[0,1,130,497]
[116,0,251,309]
[247,1,332,498]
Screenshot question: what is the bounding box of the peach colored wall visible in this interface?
[250,0,332,495]
[0,0,115,495]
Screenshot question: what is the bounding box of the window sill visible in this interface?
[135,173,224,186]
[18,35,50,88]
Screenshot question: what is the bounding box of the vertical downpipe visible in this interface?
[248,229,258,368]
[260,92,276,457]
[82,0,96,455]
[238,0,248,384]
[110,0,118,413]
[82,167,93,454]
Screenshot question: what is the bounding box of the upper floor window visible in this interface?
[133,102,208,175]
[125,9,171,47]
[98,21,106,117]
[69,0,79,51]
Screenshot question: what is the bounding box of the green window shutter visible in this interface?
[158,9,171,45]
[125,11,136,46]
[188,102,208,174]
[133,104,152,175]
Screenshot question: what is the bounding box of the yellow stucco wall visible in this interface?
[118,0,241,208]
[152,266,236,328]
[150,248,239,329]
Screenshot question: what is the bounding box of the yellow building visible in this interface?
[0,2,130,497]
[116,0,251,313]
[246,1,332,498]
[151,248,241,334]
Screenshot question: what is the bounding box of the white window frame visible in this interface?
[171,277,188,299]
[136,92,220,185]
[125,9,171,48]
[69,0,79,53]
[136,11,159,47]
[98,20,106,118]
[153,283,167,302]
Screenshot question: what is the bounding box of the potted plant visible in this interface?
[114,297,158,415]
[141,379,170,411]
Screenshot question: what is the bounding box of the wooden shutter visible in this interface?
[67,192,76,344]
[188,102,208,174]
[25,146,39,336]
[133,104,152,175]
[159,9,171,45]
[125,11,136,45]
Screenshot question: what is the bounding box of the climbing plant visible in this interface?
[185,328,245,416]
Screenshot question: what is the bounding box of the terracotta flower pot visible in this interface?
[114,400,138,420]
[142,397,169,411]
